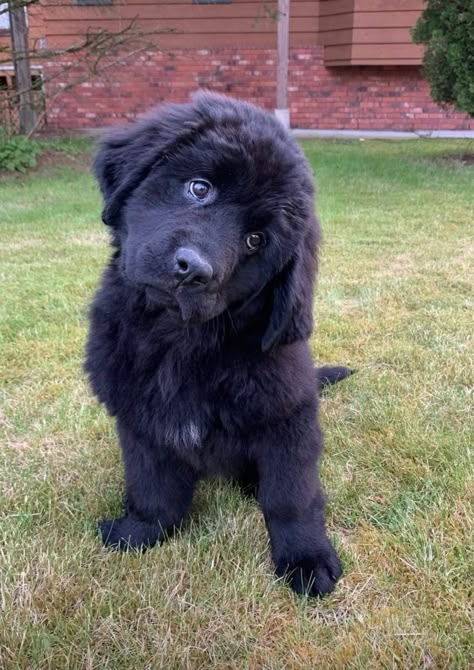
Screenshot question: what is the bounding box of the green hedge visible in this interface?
[0,134,42,172]
[412,0,474,117]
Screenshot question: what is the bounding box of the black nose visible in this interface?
[174,248,213,286]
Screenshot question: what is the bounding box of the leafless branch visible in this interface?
[0,19,172,134]
[1,20,172,65]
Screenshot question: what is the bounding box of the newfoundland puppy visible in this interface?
[86,92,351,597]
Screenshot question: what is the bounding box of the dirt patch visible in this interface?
[431,152,474,166]
[336,298,362,314]
[378,253,416,279]
[0,149,91,180]
[0,239,43,251]
[70,232,108,246]
[36,149,92,172]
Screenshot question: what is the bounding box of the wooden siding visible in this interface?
[0,5,44,70]
[319,0,424,66]
[40,0,320,50]
[2,1,425,66]
[29,3,46,47]
[318,0,354,65]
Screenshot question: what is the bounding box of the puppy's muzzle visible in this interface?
[174,248,213,288]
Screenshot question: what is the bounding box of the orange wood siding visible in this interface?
[0,5,44,69]
[1,1,425,66]
[318,0,355,65]
[319,0,424,66]
[29,3,46,46]
[41,0,319,50]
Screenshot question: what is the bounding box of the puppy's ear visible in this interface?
[93,124,161,226]
[93,136,126,203]
[261,219,318,352]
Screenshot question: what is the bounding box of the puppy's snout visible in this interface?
[174,248,213,287]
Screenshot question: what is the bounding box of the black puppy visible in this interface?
[86,92,351,597]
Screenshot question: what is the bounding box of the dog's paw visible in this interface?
[98,516,159,551]
[276,542,342,597]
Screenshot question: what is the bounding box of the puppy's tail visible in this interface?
[316,365,355,392]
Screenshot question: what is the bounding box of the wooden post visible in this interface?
[9,0,37,134]
[275,0,290,128]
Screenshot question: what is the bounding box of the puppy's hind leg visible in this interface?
[98,421,198,551]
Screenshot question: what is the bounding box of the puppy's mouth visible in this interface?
[175,275,209,289]
[175,287,220,323]
[145,282,222,324]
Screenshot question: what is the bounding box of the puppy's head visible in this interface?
[94,92,319,350]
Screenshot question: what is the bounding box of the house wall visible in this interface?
[43,45,474,131]
[39,0,425,63]
[0,3,44,48]
[320,0,425,66]
[318,0,354,66]
[39,0,319,50]
[2,0,474,132]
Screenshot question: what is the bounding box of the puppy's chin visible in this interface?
[175,290,220,324]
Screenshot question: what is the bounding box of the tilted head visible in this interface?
[94,91,319,351]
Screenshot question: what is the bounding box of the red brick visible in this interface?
[43,46,474,131]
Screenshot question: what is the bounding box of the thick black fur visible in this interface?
[85,92,350,597]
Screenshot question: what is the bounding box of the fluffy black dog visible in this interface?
[86,92,351,597]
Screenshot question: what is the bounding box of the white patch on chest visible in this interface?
[164,420,202,449]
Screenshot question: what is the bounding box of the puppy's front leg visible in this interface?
[99,421,198,550]
[256,408,342,597]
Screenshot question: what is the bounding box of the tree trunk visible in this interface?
[9,0,37,134]
[275,0,290,128]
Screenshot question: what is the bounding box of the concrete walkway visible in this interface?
[85,126,474,140]
[292,129,474,140]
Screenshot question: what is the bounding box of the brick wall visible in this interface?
[43,46,474,131]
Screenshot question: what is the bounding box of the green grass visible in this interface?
[1,139,473,669]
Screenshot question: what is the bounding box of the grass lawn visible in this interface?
[0,138,473,669]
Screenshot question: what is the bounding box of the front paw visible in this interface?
[98,516,160,551]
[276,541,342,597]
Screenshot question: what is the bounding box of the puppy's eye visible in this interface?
[188,179,212,200]
[245,232,265,252]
